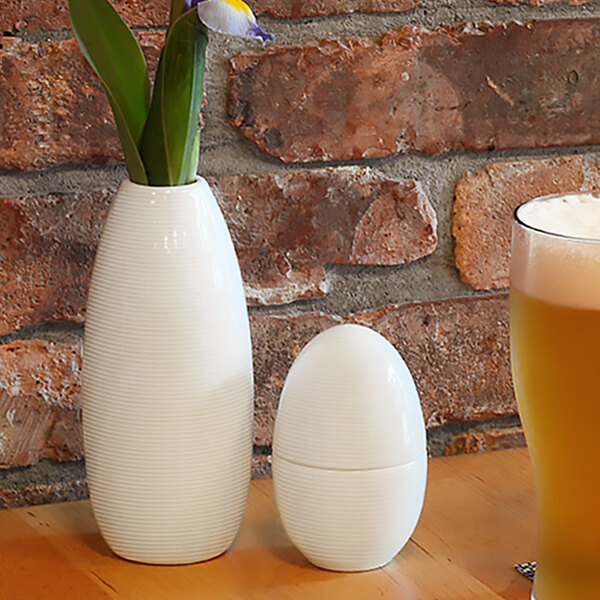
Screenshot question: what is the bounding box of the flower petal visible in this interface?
[196,0,273,43]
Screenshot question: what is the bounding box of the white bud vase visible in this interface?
[82,178,253,565]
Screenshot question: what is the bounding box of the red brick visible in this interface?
[0,341,83,468]
[444,427,526,456]
[0,191,111,335]
[453,155,600,290]
[0,1,169,32]
[211,168,437,304]
[251,294,515,446]
[0,479,88,510]
[0,169,435,333]
[489,0,585,5]
[0,0,417,31]
[0,34,162,172]
[229,19,600,163]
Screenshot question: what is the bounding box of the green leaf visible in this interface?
[140,10,208,186]
[187,129,202,183]
[69,0,150,184]
[169,0,188,26]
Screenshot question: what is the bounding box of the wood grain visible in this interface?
[0,448,535,599]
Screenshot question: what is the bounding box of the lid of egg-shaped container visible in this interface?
[273,324,426,470]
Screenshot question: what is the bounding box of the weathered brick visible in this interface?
[251,294,514,446]
[0,34,162,172]
[0,168,436,333]
[0,191,111,335]
[0,0,417,31]
[0,478,88,510]
[453,155,600,290]
[489,0,585,5]
[0,341,83,468]
[444,426,526,456]
[229,19,600,163]
[0,1,169,32]
[211,168,437,304]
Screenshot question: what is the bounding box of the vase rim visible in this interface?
[121,177,208,192]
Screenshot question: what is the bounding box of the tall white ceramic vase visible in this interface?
[82,178,253,565]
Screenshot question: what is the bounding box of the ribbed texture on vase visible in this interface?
[82,179,253,565]
[273,454,427,572]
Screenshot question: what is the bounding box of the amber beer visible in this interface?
[510,194,600,600]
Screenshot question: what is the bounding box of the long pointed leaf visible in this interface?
[169,0,188,26]
[69,0,150,184]
[140,10,208,186]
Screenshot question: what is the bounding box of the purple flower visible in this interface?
[196,0,273,44]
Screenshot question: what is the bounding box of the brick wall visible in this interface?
[1,0,596,508]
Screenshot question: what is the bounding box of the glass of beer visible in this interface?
[510,193,600,599]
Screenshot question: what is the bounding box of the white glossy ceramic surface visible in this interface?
[273,324,427,571]
[273,454,427,572]
[274,324,427,470]
[82,178,253,565]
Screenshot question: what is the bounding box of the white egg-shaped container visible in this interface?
[273,324,427,572]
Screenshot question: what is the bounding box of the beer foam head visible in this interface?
[517,193,600,239]
[511,193,600,310]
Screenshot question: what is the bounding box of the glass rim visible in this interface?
[513,192,600,245]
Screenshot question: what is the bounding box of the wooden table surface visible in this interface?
[0,448,536,599]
